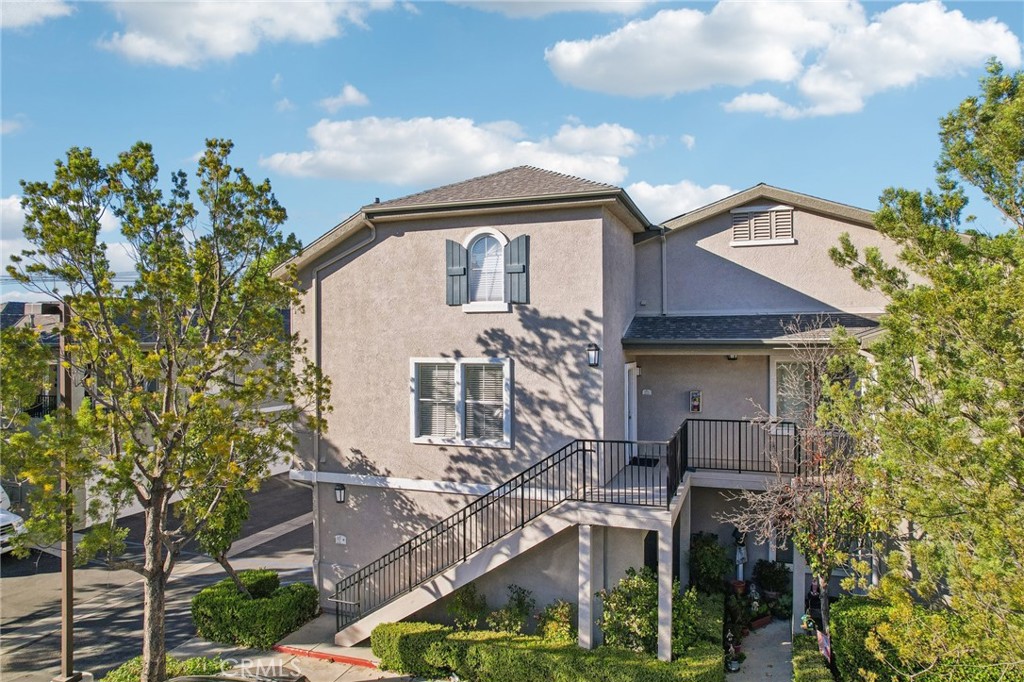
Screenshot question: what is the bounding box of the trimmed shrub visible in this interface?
[424,630,724,682]
[371,621,452,678]
[693,592,725,646]
[447,582,488,630]
[689,533,731,593]
[536,599,577,643]
[792,635,834,682]
[485,584,536,635]
[100,655,223,682]
[829,596,892,682]
[190,570,319,649]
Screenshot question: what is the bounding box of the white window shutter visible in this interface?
[751,212,772,240]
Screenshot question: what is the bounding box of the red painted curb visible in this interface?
[271,644,379,669]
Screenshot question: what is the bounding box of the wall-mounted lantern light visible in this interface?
[586,343,601,367]
[334,483,347,504]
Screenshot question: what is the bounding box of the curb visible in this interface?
[271,644,378,669]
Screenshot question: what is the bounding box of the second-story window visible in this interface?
[445,228,530,312]
[469,235,504,303]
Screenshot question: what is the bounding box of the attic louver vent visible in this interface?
[730,205,795,245]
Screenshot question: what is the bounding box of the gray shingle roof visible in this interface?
[623,313,881,347]
[368,166,620,211]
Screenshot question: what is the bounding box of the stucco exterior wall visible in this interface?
[601,213,637,441]
[633,354,770,442]
[691,486,770,574]
[663,206,898,314]
[301,206,609,488]
[634,237,663,314]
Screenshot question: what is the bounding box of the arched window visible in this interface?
[468,235,504,303]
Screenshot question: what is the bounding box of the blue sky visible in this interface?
[2,1,1022,299]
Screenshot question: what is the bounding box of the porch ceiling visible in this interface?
[622,312,881,348]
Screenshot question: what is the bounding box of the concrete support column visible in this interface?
[578,524,594,650]
[677,491,692,587]
[657,525,673,662]
[792,548,808,635]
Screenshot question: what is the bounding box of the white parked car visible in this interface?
[0,484,27,555]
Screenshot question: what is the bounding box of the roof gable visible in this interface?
[661,184,875,232]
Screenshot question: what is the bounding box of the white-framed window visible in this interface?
[411,357,512,447]
[445,228,529,311]
[467,231,505,308]
[730,204,795,247]
[769,357,814,426]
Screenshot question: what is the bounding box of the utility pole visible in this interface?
[53,302,82,682]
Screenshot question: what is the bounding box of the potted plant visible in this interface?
[725,631,742,673]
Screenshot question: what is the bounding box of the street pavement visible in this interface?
[0,473,314,681]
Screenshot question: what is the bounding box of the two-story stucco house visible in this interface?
[284,167,898,660]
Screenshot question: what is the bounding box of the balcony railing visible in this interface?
[26,394,59,418]
[331,418,828,633]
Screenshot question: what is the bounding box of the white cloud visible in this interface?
[271,73,284,90]
[1,196,26,242]
[275,98,296,112]
[1,119,23,135]
[1,1,73,29]
[261,116,643,185]
[626,180,735,224]
[100,1,394,68]
[722,93,802,120]
[455,1,652,19]
[680,134,695,150]
[319,84,370,113]
[546,1,1022,117]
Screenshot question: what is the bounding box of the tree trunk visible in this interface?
[141,497,168,682]
[818,574,831,639]
[215,553,250,597]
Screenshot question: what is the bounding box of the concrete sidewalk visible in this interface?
[728,619,794,681]
[169,613,410,682]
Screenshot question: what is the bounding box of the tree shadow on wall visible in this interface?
[441,305,604,487]
[319,439,446,583]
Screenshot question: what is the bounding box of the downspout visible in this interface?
[660,227,668,316]
[308,220,376,593]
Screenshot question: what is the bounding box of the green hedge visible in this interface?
[372,624,725,682]
[792,635,833,682]
[191,570,320,649]
[100,655,223,682]
[370,621,453,678]
[829,596,891,682]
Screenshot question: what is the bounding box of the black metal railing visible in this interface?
[683,418,801,474]
[26,394,58,418]
[331,418,830,633]
[331,438,680,631]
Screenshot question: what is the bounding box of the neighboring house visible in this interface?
[284,168,899,659]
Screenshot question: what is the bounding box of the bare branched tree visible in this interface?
[716,315,871,637]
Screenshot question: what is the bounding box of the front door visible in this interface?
[624,363,638,441]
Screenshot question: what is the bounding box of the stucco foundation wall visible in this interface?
[663,207,897,314]
[634,354,769,441]
[690,486,769,576]
[314,484,475,604]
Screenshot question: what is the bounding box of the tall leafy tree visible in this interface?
[830,60,1024,669]
[4,139,328,682]
[0,325,53,432]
